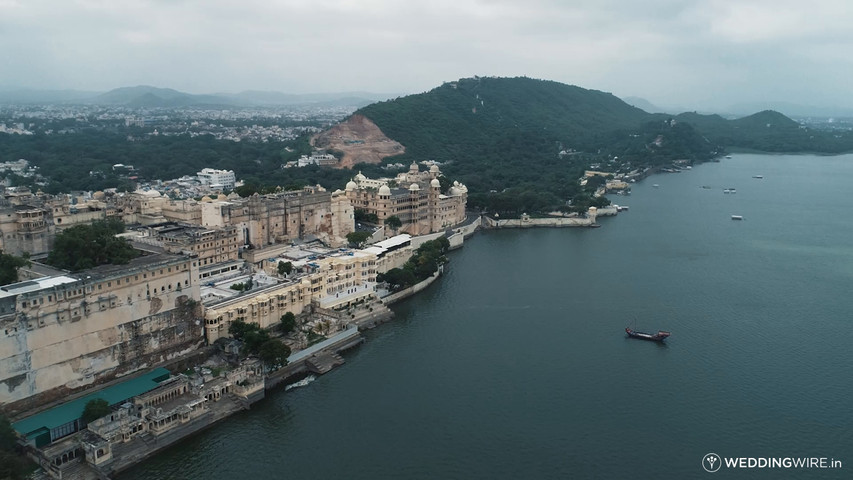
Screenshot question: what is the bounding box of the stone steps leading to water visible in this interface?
[306,352,345,374]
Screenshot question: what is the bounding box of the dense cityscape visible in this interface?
[0,96,478,478]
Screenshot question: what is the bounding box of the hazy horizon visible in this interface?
[2,1,852,113]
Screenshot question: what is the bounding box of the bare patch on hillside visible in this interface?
[312,114,405,169]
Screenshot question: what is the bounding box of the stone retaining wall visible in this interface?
[382,270,442,305]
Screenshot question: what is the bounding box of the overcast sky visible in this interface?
[2,0,852,111]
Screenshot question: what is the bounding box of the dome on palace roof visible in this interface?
[345,180,358,191]
[216,194,227,201]
[135,189,161,197]
[429,164,440,173]
[201,195,213,202]
[378,184,391,195]
[354,171,367,182]
[409,183,420,191]
[430,178,441,188]
[92,191,105,200]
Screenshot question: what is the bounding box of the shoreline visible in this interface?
[112,211,601,474]
[16,204,610,479]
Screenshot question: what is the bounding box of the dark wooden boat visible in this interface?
[625,327,670,342]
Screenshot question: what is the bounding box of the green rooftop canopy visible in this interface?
[13,367,170,441]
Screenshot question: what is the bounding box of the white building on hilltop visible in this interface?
[197,168,236,191]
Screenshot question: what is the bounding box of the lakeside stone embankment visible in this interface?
[481,205,619,229]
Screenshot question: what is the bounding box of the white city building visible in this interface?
[197,168,236,191]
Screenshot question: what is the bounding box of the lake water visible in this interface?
[121,154,853,479]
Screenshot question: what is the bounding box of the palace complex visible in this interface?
[1,162,471,479]
[344,162,468,236]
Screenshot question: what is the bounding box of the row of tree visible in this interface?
[228,320,291,369]
[377,237,451,292]
[45,219,139,271]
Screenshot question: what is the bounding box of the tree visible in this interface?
[280,312,297,334]
[380,267,417,292]
[0,414,17,451]
[0,252,30,286]
[228,319,252,339]
[0,413,31,480]
[354,209,379,224]
[228,319,271,355]
[384,215,402,230]
[242,329,271,354]
[258,339,291,369]
[277,261,293,276]
[0,450,31,480]
[46,219,139,271]
[434,236,451,253]
[585,174,607,189]
[233,183,258,197]
[346,231,372,247]
[82,398,111,424]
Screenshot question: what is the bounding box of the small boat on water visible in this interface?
[731,215,743,220]
[653,184,659,188]
[625,327,671,342]
[723,189,731,194]
[752,175,763,179]
[729,188,737,193]
[725,155,732,159]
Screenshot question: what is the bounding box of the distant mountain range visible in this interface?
[725,101,853,119]
[0,85,397,108]
[621,96,670,114]
[621,95,853,119]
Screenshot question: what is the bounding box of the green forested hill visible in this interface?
[360,76,659,161]
[354,77,853,213]
[357,77,719,212]
[676,110,853,153]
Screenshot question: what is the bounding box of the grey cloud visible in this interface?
[0,0,850,111]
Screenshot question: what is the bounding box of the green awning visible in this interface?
[13,367,170,438]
